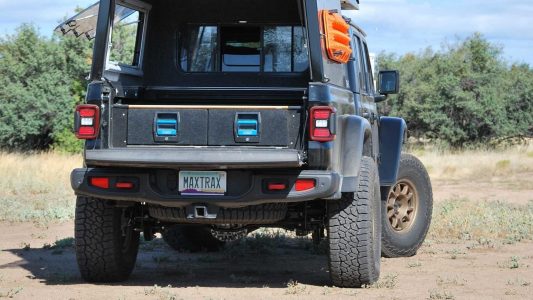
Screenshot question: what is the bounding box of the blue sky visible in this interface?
[0,0,531,65]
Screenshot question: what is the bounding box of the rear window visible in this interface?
[180,25,308,73]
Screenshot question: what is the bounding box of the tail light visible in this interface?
[75,104,100,139]
[267,182,288,191]
[116,181,135,190]
[90,177,109,189]
[295,179,316,192]
[309,106,336,142]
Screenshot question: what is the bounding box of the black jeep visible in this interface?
[59,0,433,287]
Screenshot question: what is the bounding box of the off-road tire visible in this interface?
[162,225,224,252]
[381,153,433,258]
[75,197,140,282]
[327,157,382,288]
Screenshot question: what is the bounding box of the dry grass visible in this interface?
[413,143,533,182]
[416,143,533,244]
[365,273,398,289]
[285,280,309,295]
[429,197,533,244]
[0,152,81,222]
[0,144,532,244]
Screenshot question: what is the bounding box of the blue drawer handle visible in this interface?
[237,119,258,136]
[157,119,177,126]
[156,118,178,136]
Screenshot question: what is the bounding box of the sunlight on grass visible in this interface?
[0,152,82,222]
[429,198,533,244]
[414,143,533,182]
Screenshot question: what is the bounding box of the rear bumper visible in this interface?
[71,168,342,208]
[85,148,303,169]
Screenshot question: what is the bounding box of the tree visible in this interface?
[377,33,533,147]
[0,24,92,151]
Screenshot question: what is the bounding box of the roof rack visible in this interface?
[341,0,359,10]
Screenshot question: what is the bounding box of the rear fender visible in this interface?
[339,115,372,192]
[379,117,407,186]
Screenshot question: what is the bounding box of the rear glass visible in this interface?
[180,25,308,73]
[109,5,145,67]
[222,27,261,72]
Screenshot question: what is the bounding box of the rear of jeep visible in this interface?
[63,0,383,287]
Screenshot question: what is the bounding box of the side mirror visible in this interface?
[378,70,400,95]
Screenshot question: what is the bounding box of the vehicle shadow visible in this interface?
[0,235,330,288]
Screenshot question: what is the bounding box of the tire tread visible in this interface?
[75,197,139,282]
[328,157,381,287]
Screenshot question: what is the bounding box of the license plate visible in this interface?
[179,171,227,196]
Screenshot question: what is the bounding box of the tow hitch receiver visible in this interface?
[187,205,218,219]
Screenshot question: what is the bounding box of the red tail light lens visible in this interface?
[116,182,135,189]
[90,177,109,189]
[268,183,288,191]
[78,127,96,136]
[309,106,336,142]
[295,179,316,192]
[75,104,100,139]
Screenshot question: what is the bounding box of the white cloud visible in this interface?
[345,0,533,64]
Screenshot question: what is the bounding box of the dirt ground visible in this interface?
[1,180,532,300]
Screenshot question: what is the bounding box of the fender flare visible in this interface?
[378,117,407,186]
[339,115,372,192]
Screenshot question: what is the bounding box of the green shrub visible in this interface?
[0,24,91,151]
[52,128,83,154]
[377,33,533,147]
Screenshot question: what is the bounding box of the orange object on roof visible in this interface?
[322,10,352,64]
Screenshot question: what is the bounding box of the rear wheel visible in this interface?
[381,153,433,258]
[162,225,225,252]
[327,157,381,287]
[75,197,139,282]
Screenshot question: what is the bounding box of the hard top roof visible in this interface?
[55,0,360,40]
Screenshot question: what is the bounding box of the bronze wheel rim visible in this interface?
[387,179,418,232]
